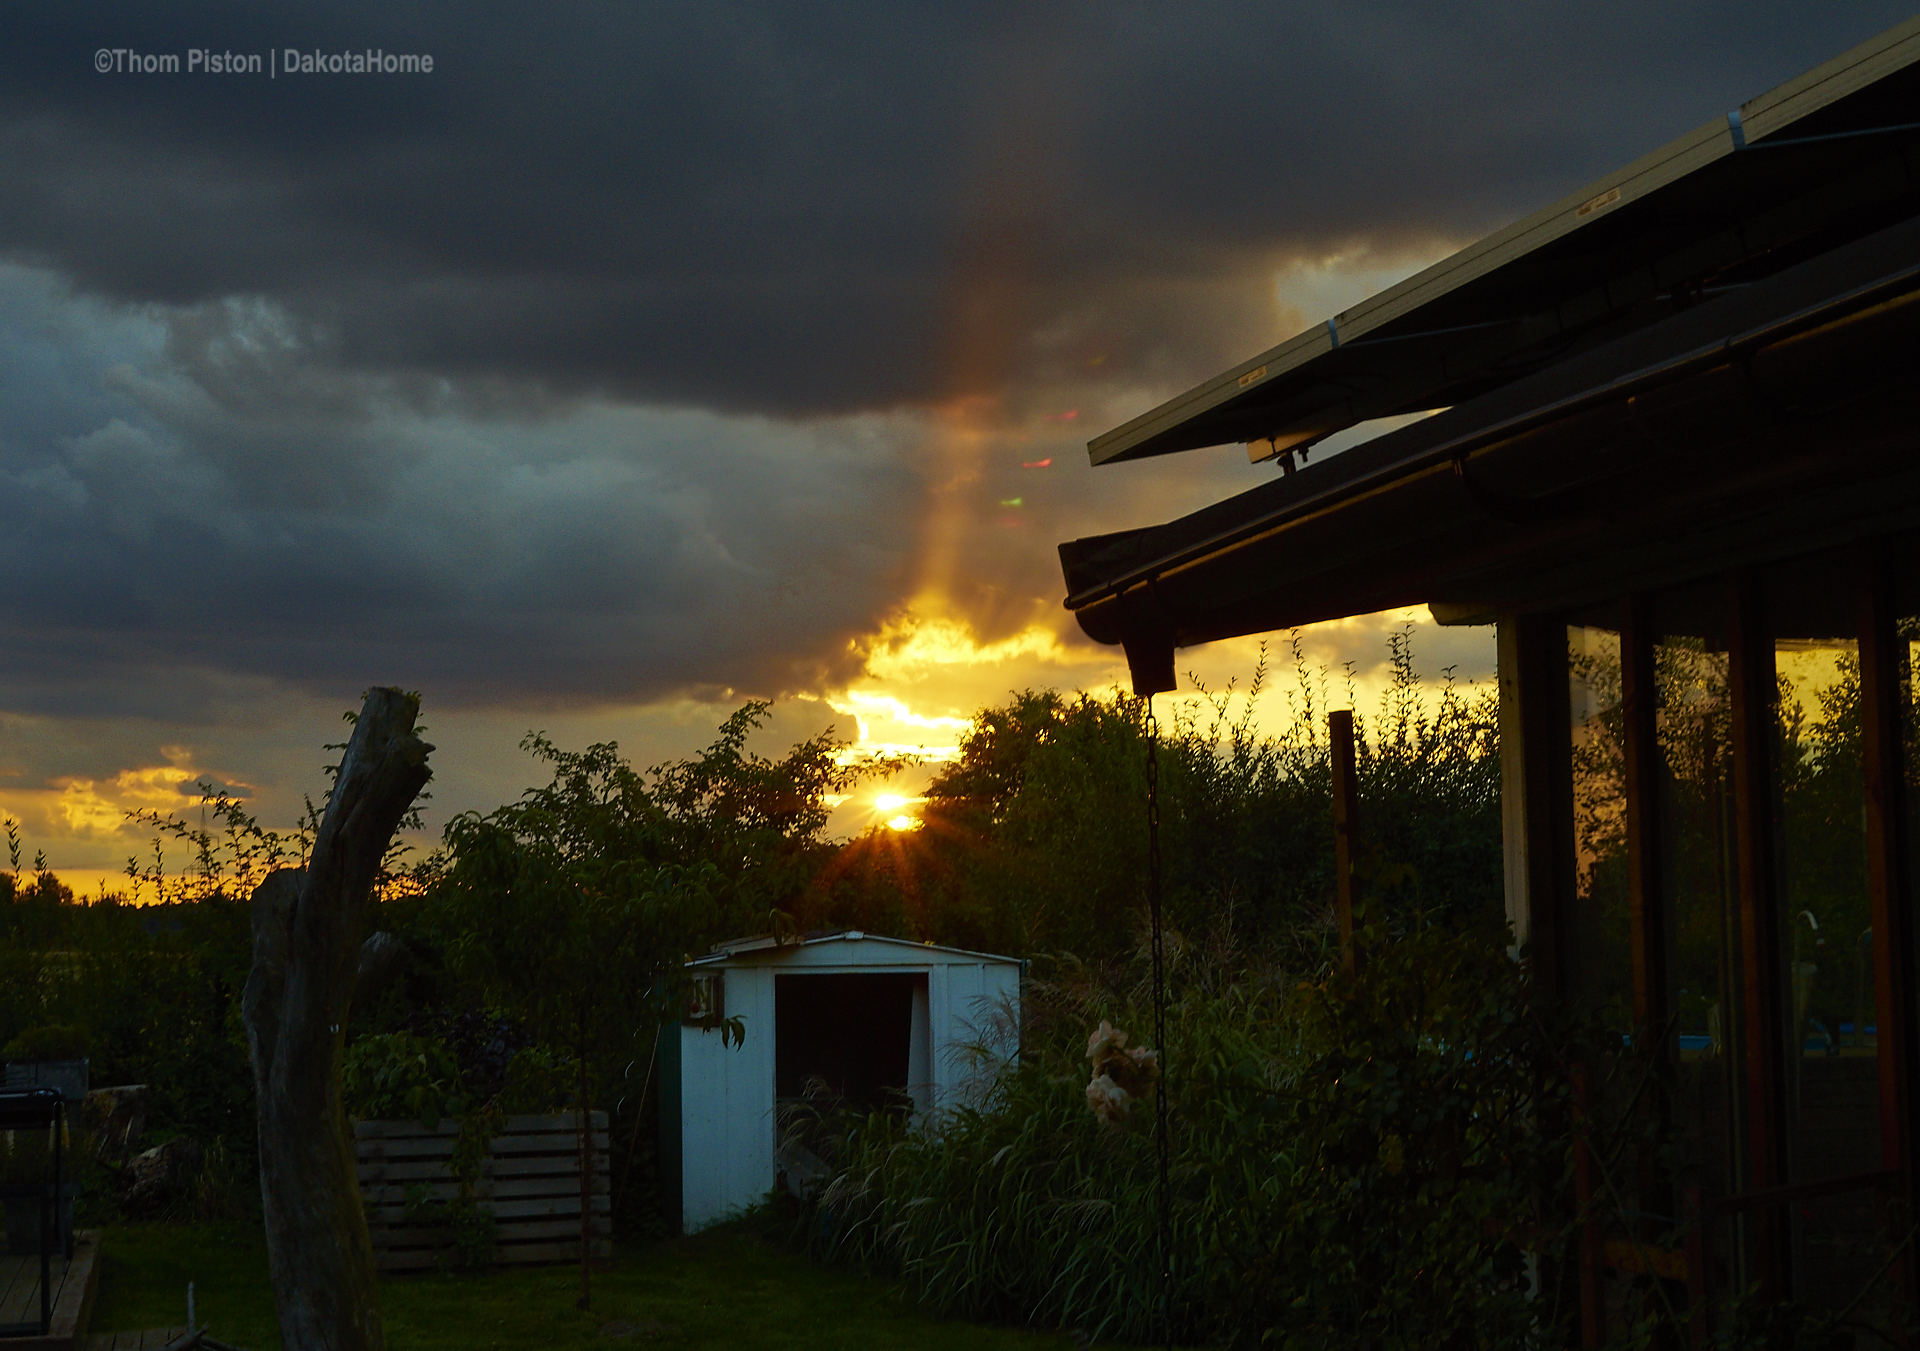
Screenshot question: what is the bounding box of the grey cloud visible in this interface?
[1,2,1910,416]
[0,1,1912,734]
[0,272,927,714]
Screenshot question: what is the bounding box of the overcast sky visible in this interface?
[0,1,1911,883]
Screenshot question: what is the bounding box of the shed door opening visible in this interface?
[776,973,926,1113]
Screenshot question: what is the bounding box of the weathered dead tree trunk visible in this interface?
[243,689,432,1351]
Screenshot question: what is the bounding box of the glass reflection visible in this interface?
[1773,631,1883,1311]
[1569,624,1631,1037]
[1655,619,1746,1303]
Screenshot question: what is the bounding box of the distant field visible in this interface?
[93,1223,1083,1351]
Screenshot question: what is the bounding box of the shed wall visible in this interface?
[928,961,1021,1109]
[679,966,775,1231]
[678,942,1022,1232]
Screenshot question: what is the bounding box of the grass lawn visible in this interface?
[94,1223,1084,1351]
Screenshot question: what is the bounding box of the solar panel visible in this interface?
[1088,15,1920,466]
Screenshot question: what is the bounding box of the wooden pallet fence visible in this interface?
[354,1113,611,1272]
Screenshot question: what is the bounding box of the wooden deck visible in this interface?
[0,1229,102,1351]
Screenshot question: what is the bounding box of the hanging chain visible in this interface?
[1146,700,1172,1351]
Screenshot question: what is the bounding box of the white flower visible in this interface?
[1124,1045,1161,1080]
[1087,1019,1127,1065]
[1086,1072,1132,1124]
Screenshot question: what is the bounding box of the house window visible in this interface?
[683,972,724,1029]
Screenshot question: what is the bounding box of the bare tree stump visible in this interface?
[243,689,432,1351]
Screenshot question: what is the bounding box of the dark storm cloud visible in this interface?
[0,270,928,713]
[0,2,1912,723]
[2,1,1911,415]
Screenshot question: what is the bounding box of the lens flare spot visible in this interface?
[886,814,921,832]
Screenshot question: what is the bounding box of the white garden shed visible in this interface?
[661,930,1022,1232]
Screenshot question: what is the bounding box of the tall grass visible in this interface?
[800,923,1285,1344]
[800,917,1584,1349]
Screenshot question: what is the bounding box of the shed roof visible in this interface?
[1087,16,1920,467]
[687,930,1021,969]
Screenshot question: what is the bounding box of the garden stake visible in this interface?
[617,1029,660,1203]
[1146,699,1172,1351]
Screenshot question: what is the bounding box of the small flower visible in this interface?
[1086,1073,1131,1124]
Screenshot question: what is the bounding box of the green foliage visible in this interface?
[341,1031,506,1269]
[423,705,894,1260]
[808,629,1502,960]
[0,822,77,946]
[427,705,889,1122]
[0,897,257,1190]
[341,1031,468,1129]
[497,1044,581,1115]
[121,783,313,907]
[9,628,1518,1319]
[3,1023,91,1060]
[433,806,705,1082]
[0,1125,57,1185]
[806,919,1585,1349]
[1239,918,1579,1349]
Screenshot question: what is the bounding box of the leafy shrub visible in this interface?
[497,1044,578,1114]
[341,1030,467,1128]
[805,630,1502,961]
[1229,917,1584,1349]
[3,1024,91,1060]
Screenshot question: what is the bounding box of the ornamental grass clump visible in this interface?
[803,918,1596,1350]
[803,924,1286,1345]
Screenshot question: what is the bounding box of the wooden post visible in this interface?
[1859,545,1920,1332]
[577,1035,594,1310]
[1623,596,1671,1047]
[1331,709,1360,971]
[1622,597,1676,1245]
[1511,615,1578,1001]
[1684,1187,1709,1350]
[1727,572,1791,1301]
[1573,1062,1606,1348]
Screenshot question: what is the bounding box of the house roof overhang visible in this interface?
[1061,211,1920,664]
[1088,17,1920,469]
[1064,18,1920,681]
